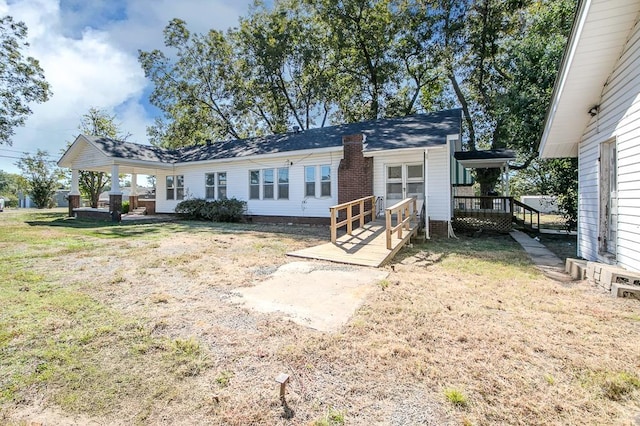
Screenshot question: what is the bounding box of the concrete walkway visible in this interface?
[509,230,572,282]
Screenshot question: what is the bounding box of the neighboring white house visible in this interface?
[539,0,640,272]
[59,109,463,236]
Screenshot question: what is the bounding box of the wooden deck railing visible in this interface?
[453,196,513,213]
[329,195,377,243]
[385,197,418,249]
[512,199,540,231]
[453,196,541,232]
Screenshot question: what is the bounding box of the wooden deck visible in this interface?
[287,219,419,267]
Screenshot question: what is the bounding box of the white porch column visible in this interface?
[505,164,510,197]
[110,164,121,194]
[70,169,80,195]
[130,173,138,196]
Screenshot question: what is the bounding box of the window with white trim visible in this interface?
[249,168,289,200]
[166,175,184,200]
[205,173,215,199]
[263,169,274,199]
[249,170,260,199]
[176,175,184,200]
[166,175,175,200]
[278,168,289,199]
[320,165,331,197]
[304,165,331,197]
[218,172,227,199]
[305,166,315,197]
[205,172,227,200]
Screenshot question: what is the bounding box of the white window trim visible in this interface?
[166,175,184,201]
[250,168,289,200]
[205,172,227,200]
[304,165,332,198]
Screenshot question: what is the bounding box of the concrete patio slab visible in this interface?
[231,261,388,332]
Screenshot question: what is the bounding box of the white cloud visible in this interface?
[0,0,253,174]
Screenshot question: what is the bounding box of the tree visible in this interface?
[16,150,62,208]
[1,16,52,145]
[438,0,576,194]
[76,107,131,208]
[139,0,450,148]
[0,170,28,207]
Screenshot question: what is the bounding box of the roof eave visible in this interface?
[539,0,590,158]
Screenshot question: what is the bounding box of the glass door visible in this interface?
[385,163,424,209]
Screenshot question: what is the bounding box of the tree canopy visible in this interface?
[0,16,52,145]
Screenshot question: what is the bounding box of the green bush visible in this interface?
[175,198,246,223]
[121,201,130,214]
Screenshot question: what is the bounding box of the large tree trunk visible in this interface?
[476,168,501,209]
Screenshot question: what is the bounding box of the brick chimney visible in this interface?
[338,134,373,205]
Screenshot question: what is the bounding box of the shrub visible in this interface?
[121,201,130,214]
[175,199,208,220]
[175,198,246,223]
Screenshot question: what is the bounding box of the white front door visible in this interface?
[385,163,424,210]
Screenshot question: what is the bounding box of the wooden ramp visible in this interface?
[287,219,418,267]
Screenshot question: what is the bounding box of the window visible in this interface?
[205,172,227,200]
[176,175,184,200]
[305,166,316,197]
[166,176,175,200]
[166,175,184,200]
[263,169,274,199]
[278,168,289,199]
[406,164,424,199]
[249,170,260,199]
[205,173,215,199]
[305,165,332,197]
[320,165,331,197]
[249,168,289,200]
[218,172,227,200]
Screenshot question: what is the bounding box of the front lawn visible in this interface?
[1,210,638,425]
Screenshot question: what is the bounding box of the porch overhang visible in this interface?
[454,149,516,169]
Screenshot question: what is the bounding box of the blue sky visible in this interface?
[0,0,255,174]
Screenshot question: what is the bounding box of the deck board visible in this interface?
[287,219,418,267]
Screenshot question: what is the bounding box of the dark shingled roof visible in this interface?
[88,109,461,164]
[85,136,180,163]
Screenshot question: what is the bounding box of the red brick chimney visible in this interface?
[338,134,373,205]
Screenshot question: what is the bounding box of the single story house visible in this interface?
[59,109,463,236]
[539,0,640,272]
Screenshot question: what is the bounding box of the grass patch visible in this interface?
[313,407,345,425]
[444,388,468,407]
[582,371,640,401]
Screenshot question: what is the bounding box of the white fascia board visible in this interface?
[539,0,591,157]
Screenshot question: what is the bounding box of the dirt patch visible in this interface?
[232,261,388,332]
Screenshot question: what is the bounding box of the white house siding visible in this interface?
[73,140,111,169]
[371,146,451,221]
[155,150,342,218]
[578,19,640,271]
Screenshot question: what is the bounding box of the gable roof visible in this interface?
[61,109,461,168]
[539,0,640,158]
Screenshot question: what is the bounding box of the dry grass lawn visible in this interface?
[1,210,639,425]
